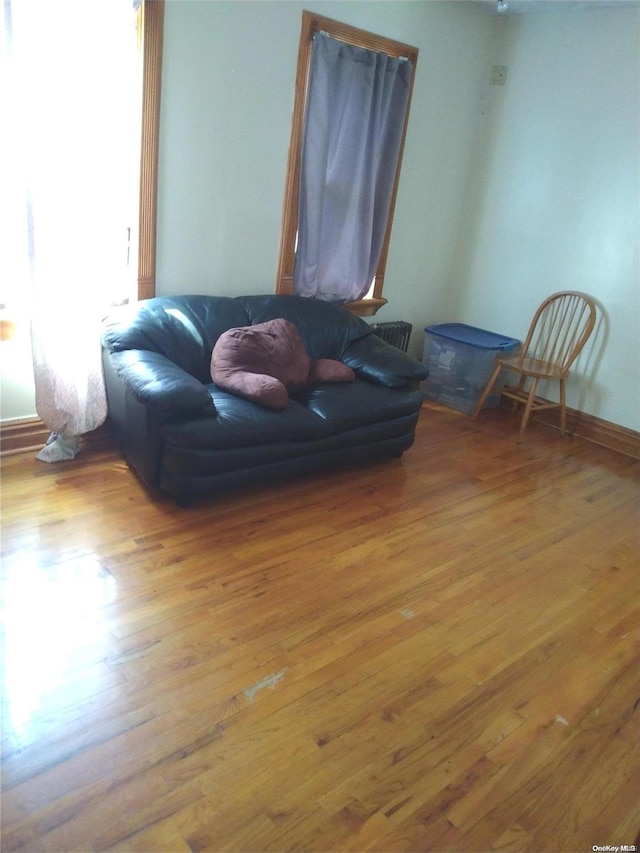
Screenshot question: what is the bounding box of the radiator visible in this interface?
[369,320,412,352]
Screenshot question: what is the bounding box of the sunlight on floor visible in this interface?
[1,552,117,739]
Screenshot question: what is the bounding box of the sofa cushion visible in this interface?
[161,413,421,478]
[161,387,327,450]
[292,381,424,433]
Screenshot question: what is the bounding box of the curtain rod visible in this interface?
[315,30,410,62]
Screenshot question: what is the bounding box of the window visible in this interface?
[276,12,418,316]
[0,0,150,439]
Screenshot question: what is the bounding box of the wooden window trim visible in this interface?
[137,0,164,301]
[276,11,418,317]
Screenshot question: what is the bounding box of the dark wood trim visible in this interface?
[0,418,50,457]
[137,0,165,301]
[0,419,114,458]
[498,398,640,460]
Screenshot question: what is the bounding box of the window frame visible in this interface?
[137,0,164,301]
[275,11,418,316]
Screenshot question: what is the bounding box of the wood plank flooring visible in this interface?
[1,403,638,852]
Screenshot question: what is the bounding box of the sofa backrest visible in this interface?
[238,295,370,360]
[102,294,371,383]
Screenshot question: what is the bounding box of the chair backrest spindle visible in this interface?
[521,291,596,374]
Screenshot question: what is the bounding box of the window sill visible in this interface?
[344,297,388,317]
[0,318,18,341]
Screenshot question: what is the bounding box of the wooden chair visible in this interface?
[471,291,597,441]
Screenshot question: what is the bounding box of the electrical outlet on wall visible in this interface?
[491,65,508,85]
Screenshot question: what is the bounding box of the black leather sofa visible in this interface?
[101,294,427,505]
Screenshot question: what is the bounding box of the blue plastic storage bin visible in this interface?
[421,323,520,414]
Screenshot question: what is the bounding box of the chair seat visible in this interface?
[496,355,566,380]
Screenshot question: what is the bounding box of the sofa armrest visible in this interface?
[341,334,427,388]
[107,349,214,414]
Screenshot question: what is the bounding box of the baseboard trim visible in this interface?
[0,417,114,458]
[0,417,50,457]
[498,399,640,460]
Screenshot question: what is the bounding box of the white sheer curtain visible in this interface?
[2,0,139,460]
[294,33,412,303]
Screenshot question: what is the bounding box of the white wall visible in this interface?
[449,7,640,430]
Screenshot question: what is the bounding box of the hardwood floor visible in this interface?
[1,403,638,852]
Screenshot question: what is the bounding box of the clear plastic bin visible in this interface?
[421,323,520,415]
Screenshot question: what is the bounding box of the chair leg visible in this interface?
[517,377,539,442]
[559,378,567,434]
[512,375,527,414]
[472,364,503,419]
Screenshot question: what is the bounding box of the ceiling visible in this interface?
[473,0,639,13]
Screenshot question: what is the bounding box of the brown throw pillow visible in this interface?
[210,318,355,410]
[308,358,355,385]
[211,318,311,410]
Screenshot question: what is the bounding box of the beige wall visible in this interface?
[155,0,640,430]
[155,0,496,330]
[450,6,640,430]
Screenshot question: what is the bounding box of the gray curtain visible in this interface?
[294,32,412,303]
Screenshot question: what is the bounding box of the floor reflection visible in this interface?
[1,551,116,739]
